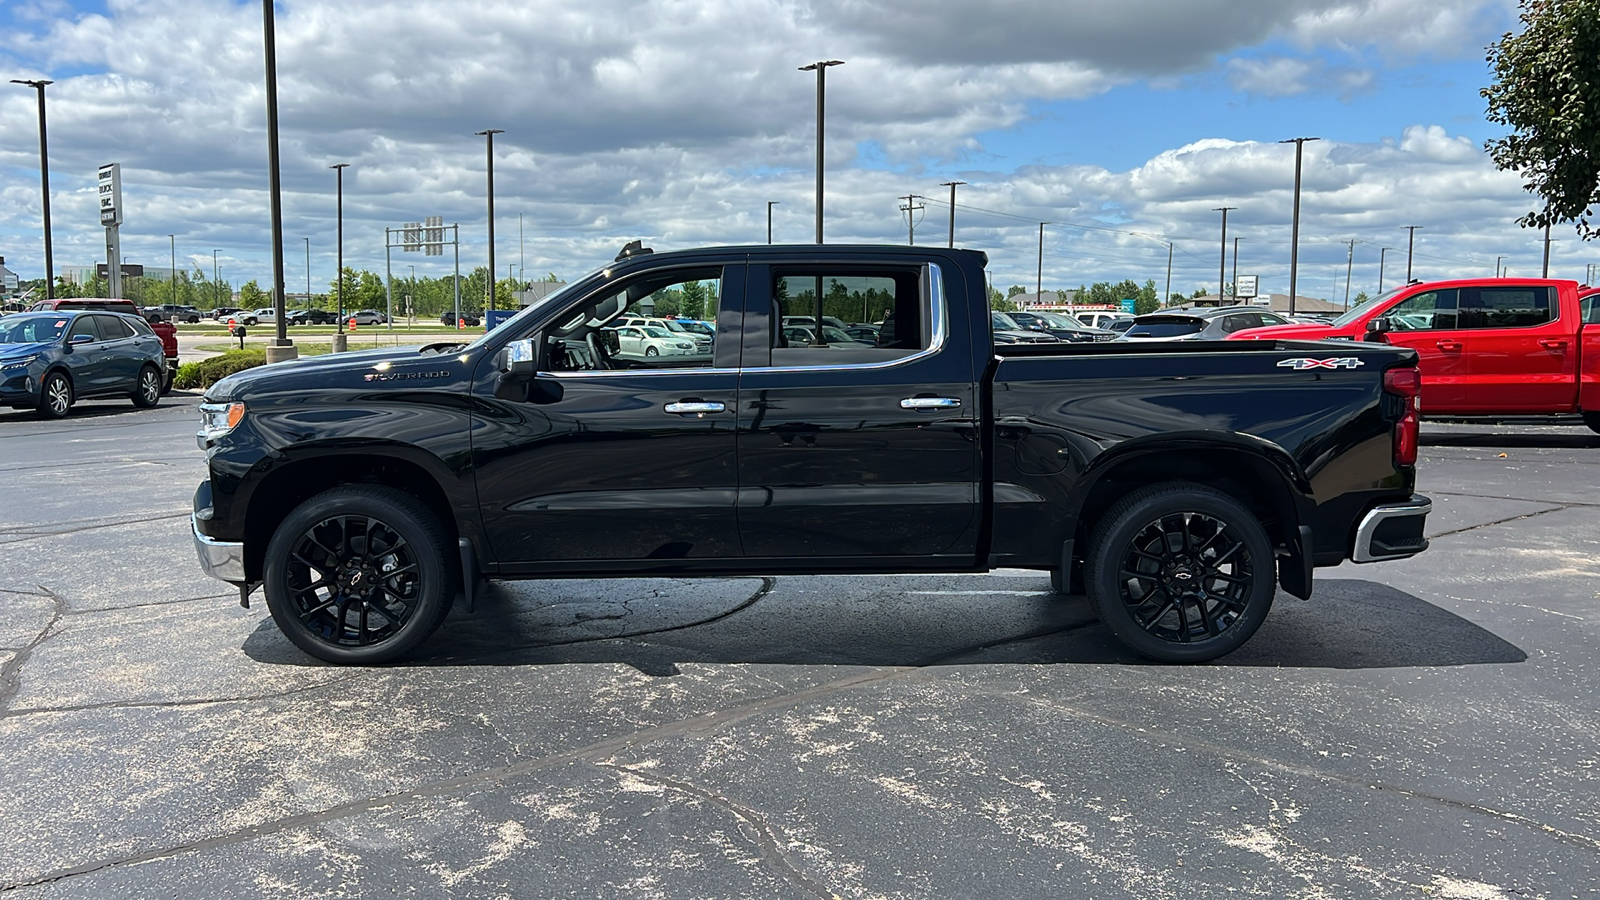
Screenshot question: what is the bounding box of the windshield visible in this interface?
[640,326,672,338]
[1036,311,1089,330]
[992,311,1021,330]
[1331,287,1404,328]
[678,321,714,336]
[0,315,67,345]
[462,267,604,352]
[1126,320,1203,338]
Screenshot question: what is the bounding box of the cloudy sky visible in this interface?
[0,0,1580,302]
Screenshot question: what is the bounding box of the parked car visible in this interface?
[606,324,702,357]
[1075,310,1133,330]
[27,298,141,317]
[1,311,166,418]
[347,310,387,325]
[1230,279,1600,431]
[440,311,482,327]
[210,307,243,320]
[991,310,1059,343]
[1007,310,1118,342]
[228,308,278,326]
[782,314,850,331]
[285,309,339,326]
[1118,306,1293,342]
[844,324,881,344]
[674,319,717,340]
[192,242,1429,666]
[143,313,179,393]
[616,317,712,353]
[780,324,872,346]
[146,304,202,323]
[1105,317,1136,333]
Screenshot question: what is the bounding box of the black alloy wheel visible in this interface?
[263,486,456,664]
[36,371,71,419]
[1085,482,1275,663]
[132,365,162,408]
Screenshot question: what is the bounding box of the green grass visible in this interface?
[195,340,422,355]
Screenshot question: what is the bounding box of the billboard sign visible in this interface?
[1236,275,1259,299]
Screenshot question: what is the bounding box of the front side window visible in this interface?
[542,267,721,372]
[1383,289,1458,331]
[1458,287,1555,329]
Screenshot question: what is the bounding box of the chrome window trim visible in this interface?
[742,262,948,374]
[538,367,741,379]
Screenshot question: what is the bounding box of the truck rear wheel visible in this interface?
[1085,482,1274,663]
[263,486,456,664]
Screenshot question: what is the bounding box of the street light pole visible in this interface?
[1213,207,1236,300]
[940,181,965,248]
[1543,221,1552,278]
[1405,225,1421,282]
[799,60,844,244]
[1379,247,1393,293]
[168,235,176,306]
[1232,237,1243,304]
[476,128,504,313]
[330,163,349,346]
[259,0,292,359]
[212,250,220,308]
[11,79,55,299]
[303,237,310,310]
[1280,136,1320,315]
[1037,222,1045,301]
[1343,239,1361,309]
[1495,255,1505,278]
[767,201,779,244]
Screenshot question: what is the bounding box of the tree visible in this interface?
[1136,280,1161,315]
[238,280,269,309]
[1006,285,1027,298]
[1483,0,1600,238]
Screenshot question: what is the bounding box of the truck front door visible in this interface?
[734,262,981,562]
[1451,285,1576,413]
[471,265,745,567]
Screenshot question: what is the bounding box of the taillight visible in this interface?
[1384,367,1420,466]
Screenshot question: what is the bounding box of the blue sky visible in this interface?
[2,0,1574,302]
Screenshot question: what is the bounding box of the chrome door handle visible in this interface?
[900,397,962,409]
[664,400,725,414]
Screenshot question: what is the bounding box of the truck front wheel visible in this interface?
[263,486,457,664]
[1085,482,1275,663]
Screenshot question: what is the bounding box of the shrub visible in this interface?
[174,349,267,390]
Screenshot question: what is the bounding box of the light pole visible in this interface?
[1036,223,1046,301]
[1232,237,1243,304]
[1343,239,1361,309]
[213,250,220,308]
[1280,136,1320,314]
[259,0,293,360]
[1405,225,1421,282]
[1496,255,1505,278]
[1379,247,1394,293]
[476,128,504,313]
[1543,220,1552,278]
[11,79,55,299]
[767,201,779,244]
[168,235,176,306]
[1213,207,1236,301]
[940,181,965,248]
[330,163,349,347]
[799,60,844,243]
[303,237,310,310]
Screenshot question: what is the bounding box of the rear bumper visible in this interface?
[1351,495,1431,563]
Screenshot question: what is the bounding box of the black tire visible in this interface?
[1583,411,1600,435]
[131,365,162,408]
[36,371,72,419]
[645,346,659,357]
[263,486,457,664]
[161,367,175,395]
[1085,482,1275,663]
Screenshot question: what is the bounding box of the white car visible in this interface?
[233,308,276,325]
[614,318,713,354]
[608,325,701,358]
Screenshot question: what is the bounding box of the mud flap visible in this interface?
[1278,525,1314,600]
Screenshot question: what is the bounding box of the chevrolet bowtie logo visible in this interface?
[1276,357,1364,370]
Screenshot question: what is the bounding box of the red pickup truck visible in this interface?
[1230,279,1600,431]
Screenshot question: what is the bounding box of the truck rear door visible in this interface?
[1451,284,1575,413]
[733,262,981,561]
[1580,292,1600,413]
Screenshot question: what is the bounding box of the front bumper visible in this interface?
[194,514,246,582]
[1351,495,1431,563]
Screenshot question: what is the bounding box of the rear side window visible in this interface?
[1458,286,1555,329]
[1583,295,1600,325]
[1127,319,1203,338]
[767,268,929,366]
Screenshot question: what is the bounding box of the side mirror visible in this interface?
[498,338,538,377]
[1363,317,1392,342]
[69,333,94,345]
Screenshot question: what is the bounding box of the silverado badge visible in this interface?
[1276,357,1364,370]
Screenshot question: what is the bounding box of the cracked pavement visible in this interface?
[1,396,1598,897]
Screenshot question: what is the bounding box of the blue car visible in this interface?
[1,311,168,419]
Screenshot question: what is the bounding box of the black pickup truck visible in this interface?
[193,243,1430,664]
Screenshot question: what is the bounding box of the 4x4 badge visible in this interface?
[1277,357,1364,370]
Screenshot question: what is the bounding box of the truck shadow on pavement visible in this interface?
[242,576,1526,673]
[1421,429,1600,449]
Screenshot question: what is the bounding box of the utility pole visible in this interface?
[1379,247,1393,293]
[1165,242,1174,307]
[799,60,844,244]
[1405,226,1421,282]
[168,235,176,306]
[10,79,54,299]
[260,0,293,361]
[1343,239,1361,309]
[940,181,965,248]
[476,128,504,313]
[899,194,924,245]
[1232,237,1243,304]
[1037,223,1046,302]
[1280,136,1320,314]
[1213,207,1235,301]
[1495,255,1505,278]
[766,201,779,244]
[1543,221,1552,278]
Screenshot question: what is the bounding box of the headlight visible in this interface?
[1,354,40,371]
[675,342,694,349]
[198,401,246,445]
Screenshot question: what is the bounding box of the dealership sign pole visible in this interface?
[98,163,123,299]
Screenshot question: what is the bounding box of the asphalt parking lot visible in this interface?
[1,393,1597,898]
